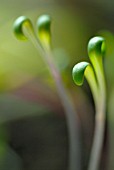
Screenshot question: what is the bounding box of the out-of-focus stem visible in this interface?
[23,25,81,170]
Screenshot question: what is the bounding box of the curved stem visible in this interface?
[45,50,81,170]
[23,25,81,170]
[85,65,99,110]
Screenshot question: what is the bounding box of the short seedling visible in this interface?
[13,15,81,170]
[72,37,106,170]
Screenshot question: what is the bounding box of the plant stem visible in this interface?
[23,25,81,170]
[85,65,99,110]
[88,60,106,170]
[45,50,82,170]
[88,105,106,170]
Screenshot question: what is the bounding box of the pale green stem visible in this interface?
[23,25,81,170]
[88,57,106,170]
[85,65,99,111]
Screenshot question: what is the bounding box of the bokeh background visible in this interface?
[0,0,114,169]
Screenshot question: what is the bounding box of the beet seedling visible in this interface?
[72,37,106,170]
[13,15,81,170]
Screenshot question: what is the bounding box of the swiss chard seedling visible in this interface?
[72,36,106,170]
[13,14,81,170]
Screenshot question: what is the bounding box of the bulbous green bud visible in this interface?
[36,14,51,49]
[37,15,51,33]
[88,36,106,57]
[72,62,90,86]
[13,16,33,40]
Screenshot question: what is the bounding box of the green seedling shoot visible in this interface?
[13,15,81,170]
[72,36,106,170]
[37,15,51,50]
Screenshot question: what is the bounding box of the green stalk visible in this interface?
[87,37,106,170]
[88,61,106,170]
[84,64,99,110]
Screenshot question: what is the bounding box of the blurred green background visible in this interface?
[0,0,114,170]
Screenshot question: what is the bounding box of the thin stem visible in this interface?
[85,65,99,110]
[88,105,105,170]
[46,50,82,170]
[23,25,81,170]
[88,58,106,170]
